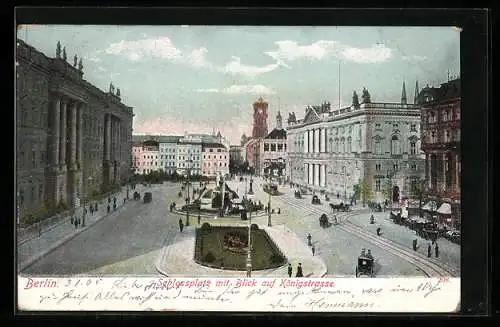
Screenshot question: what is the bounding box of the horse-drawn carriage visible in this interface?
[133,191,141,201]
[319,213,332,228]
[330,202,350,212]
[355,249,375,278]
[311,195,321,205]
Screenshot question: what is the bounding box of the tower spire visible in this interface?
[414,80,419,104]
[401,81,407,104]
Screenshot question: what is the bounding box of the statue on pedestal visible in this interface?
[361,87,371,104]
[73,54,78,67]
[116,88,121,97]
[352,91,360,108]
[62,47,67,61]
[56,41,61,58]
[109,82,115,94]
[78,58,83,71]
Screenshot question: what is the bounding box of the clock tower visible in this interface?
[252,97,268,138]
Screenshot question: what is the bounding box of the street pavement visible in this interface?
[21,182,182,276]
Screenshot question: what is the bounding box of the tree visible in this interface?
[410,177,426,217]
[240,134,248,146]
[356,180,371,206]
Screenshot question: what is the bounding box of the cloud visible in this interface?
[87,56,102,62]
[401,55,429,61]
[265,40,393,64]
[196,84,275,95]
[220,56,290,77]
[97,66,107,72]
[104,36,211,68]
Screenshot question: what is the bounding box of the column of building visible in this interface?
[455,153,460,193]
[442,153,447,192]
[426,154,431,188]
[60,99,68,168]
[51,97,61,202]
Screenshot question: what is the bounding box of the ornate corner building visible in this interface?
[419,78,461,228]
[286,83,425,203]
[16,39,134,221]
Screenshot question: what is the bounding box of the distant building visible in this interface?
[243,97,270,172]
[286,83,425,203]
[229,145,244,164]
[201,143,229,177]
[259,111,287,178]
[419,78,461,228]
[176,136,202,176]
[158,135,182,174]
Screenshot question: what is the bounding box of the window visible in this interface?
[443,109,449,122]
[410,124,417,132]
[375,180,381,191]
[264,143,269,151]
[391,135,401,155]
[374,140,382,155]
[431,131,437,143]
[410,142,416,155]
[271,144,276,152]
[428,112,435,123]
[217,149,221,152]
[375,164,381,171]
[277,143,283,151]
[411,164,417,170]
[393,163,399,171]
[445,130,451,142]
[209,149,213,152]
[347,137,352,153]
[393,124,398,129]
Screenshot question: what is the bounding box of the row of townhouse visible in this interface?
[132,133,229,177]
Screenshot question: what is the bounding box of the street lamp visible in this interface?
[185,159,193,226]
[245,182,252,277]
[267,190,272,227]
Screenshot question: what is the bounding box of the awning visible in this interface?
[422,201,437,211]
[437,202,452,215]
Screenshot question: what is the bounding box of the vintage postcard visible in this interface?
[16,24,461,312]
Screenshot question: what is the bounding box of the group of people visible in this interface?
[287,263,304,277]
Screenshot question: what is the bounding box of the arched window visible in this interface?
[391,135,401,155]
[334,138,339,153]
[347,137,352,153]
[410,141,416,155]
[341,138,345,153]
[373,139,382,155]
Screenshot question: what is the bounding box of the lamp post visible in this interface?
[386,170,393,210]
[267,190,272,227]
[246,183,252,277]
[185,159,193,226]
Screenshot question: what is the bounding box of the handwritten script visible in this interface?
[18,277,460,312]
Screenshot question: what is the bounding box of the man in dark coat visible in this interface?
[287,264,293,277]
[179,218,184,232]
[311,245,315,256]
[295,263,304,277]
[198,214,201,225]
[307,233,312,246]
[428,244,432,257]
[435,243,439,258]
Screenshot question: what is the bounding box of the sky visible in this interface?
[17,25,460,144]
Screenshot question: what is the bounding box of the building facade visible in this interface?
[158,136,182,174]
[420,78,461,227]
[16,39,133,222]
[229,145,244,164]
[259,111,287,178]
[176,137,202,176]
[243,97,270,171]
[286,85,425,203]
[201,143,230,177]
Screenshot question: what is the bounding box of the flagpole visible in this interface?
[338,60,341,109]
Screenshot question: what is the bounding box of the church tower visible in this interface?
[276,110,283,130]
[401,81,407,104]
[252,97,268,138]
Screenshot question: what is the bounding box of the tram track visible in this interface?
[278,193,459,278]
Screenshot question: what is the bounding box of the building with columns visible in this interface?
[16,39,133,222]
[286,84,425,203]
[420,78,461,228]
[229,145,244,164]
[259,111,287,178]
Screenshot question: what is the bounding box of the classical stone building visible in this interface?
[259,111,287,178]
[16,39,134,222]
[419,78,461,227]
[286,84,425,203]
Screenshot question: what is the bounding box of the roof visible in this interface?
[202,143,227,150]
[132,134,183,143]
[265,128,287,139]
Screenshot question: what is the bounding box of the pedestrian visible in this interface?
[435,243,439,258]
[295,263,304,277]
[413,239,418,251]
[94,203,98,212]
[377,227,381,236]
[123,197,126,204]
[427,243,432,258]
[113,203,117,211]
[287,263,293,277]
[107,204,110,213]
[198,214,201,225]
[70,215,74,225]
[90,206,93,215]
[278,208,281,214]
[74,218,78,229]
[311,245,315,256]
[307,233,312,246]
[179,218,184,232]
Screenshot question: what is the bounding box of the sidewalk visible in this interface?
[18,187,130,272]
[156,222,327,278]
